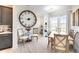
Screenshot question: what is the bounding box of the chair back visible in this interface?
[74,32,79,52]
[54,34,69,52]
[69,30,74,39]
[33,28,38,34]
[17,29,24,38]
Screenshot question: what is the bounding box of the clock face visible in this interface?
[19,10,37,28]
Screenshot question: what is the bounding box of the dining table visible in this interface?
[48,31,74,49]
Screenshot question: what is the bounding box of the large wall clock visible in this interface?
[19,10,37,30]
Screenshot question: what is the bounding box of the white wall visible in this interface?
[13,5,77,48]
[43,14,49,36]
[13,5,45,48]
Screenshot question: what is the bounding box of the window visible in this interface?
[50,17,58,32]
[59,15,67,33]
[50,15,67,34]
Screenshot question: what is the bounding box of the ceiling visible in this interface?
[24,5,73,15]
[26,5,72,12]
[2,5,78,16]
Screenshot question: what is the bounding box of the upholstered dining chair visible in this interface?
[17,28,28,45]
[53,34,69,53]
[32,28,38,41]
[48,31,58,48]
[68,30,75,50]
[69,30,75,39]
[74,32,79,52]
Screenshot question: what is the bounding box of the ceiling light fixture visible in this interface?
[44,5,60,12]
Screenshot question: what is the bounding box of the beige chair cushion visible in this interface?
[20,36,28,40]
[32,34,38,36]
[68,36,74,45]
[18,29,24,36]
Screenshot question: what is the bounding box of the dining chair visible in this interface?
[69,30,74,39]
[17,28,28,45]
[48,31,58,47]
[48,32,54,47]
[32,28,38,41]
[53,34,69,53]
[74,32,79,52]
[68,30,75,50]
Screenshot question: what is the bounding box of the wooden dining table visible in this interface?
[48,31,74,49]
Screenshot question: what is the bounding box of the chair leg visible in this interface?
[48,39,50,46]
[23,40,24,46]
[53,45,56,52]
[37,36,38,41]
[51,43,52,49]
[32,36,38,41]
[53,40,56,52]
[23,40,26,47]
